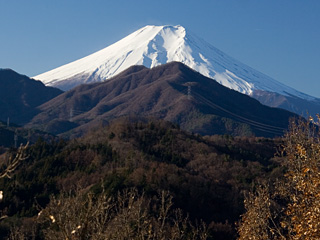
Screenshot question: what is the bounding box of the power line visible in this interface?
[14,130,18,148]
[69,108,74,121]
[183,87,286,135]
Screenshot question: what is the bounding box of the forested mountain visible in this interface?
[0,120,55,148]
[0,119,283,239]
[28,62,297,138]
[0,69,62,125]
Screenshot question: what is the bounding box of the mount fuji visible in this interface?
[33,25,320,116]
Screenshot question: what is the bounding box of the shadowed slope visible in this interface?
[0,69,63,125]
[28,62,297,138]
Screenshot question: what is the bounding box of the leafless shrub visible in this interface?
[35,187,207,240]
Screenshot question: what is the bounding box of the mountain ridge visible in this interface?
[31,25,320,117]
[28,62,297,138]
[32,25,315,101]
[0,68,63,125]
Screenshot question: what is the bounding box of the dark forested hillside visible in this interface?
[0,119,283,239]
[0,69,62,125]
[0,120,56,148]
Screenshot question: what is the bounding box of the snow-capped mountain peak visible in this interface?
[33,25,315,101]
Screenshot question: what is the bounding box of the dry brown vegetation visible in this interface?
[238,116,320,239]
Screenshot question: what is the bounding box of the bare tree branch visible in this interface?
[0,142,29,179]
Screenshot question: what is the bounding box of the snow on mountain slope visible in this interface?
[32,25,315,101]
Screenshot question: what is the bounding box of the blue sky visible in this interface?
[1,0,320,97]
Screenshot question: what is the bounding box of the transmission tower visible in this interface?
[14,130,18,148]
[187,85,191,100]
[69,108,74,122]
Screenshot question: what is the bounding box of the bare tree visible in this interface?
[0,142,29,179]
[36,188,208,240]
[279,117,320,239]
[0,143,29,222]
[238,116,320,239]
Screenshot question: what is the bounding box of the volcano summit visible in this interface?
[33,25,320,116]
